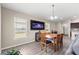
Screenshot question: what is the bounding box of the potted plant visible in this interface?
[6,49,21,55]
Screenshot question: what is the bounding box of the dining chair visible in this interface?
[60,34,64,48]
[56,34,64,51]
[39,33,53,52]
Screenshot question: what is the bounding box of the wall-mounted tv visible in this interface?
[30,20,45,30]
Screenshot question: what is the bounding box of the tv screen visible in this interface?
[31,20,45,30]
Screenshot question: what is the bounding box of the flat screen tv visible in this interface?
[31,20,45,30]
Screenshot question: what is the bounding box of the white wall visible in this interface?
[62,20,71,37]
[71,19,79,23]
[50,22,56,31]
[64,18,79,38]
[70,18,79,40]
[1,7,52,49]
[60,18,79,38]
[55,22,63,34]
[52,21,71,37]
[0,5,1,53]
[50,22,64,34]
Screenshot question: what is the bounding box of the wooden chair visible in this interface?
[52,37,58,52]
[39,33,53,52]
[56,34,64,51]
[60,34,64,48]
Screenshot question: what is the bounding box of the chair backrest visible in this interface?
[61,34,64,39]
[56,34,64,43]
[40,32,47,43]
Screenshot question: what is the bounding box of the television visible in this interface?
[30,20,45,30]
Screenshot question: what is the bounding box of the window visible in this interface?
[14,17,27,39]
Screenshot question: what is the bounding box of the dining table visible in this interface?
[45,33,57,38]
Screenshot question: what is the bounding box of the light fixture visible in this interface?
[50,4,58,20]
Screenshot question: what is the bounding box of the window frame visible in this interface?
[14,17,27,39]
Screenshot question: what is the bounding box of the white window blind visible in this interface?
[14,17,27,39]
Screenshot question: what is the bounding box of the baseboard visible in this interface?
[1,40,35,50]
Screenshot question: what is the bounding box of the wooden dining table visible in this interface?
[40,32,63,52]
[45,33,57,39]
[45,33,62,51]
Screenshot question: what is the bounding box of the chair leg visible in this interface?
[60,42,63,49]
[55,43,60,51]
[54,44,57,52]
[40,43,48,53]
[45,44,47,53]
[41,45,43,50]
[40,43,44,50]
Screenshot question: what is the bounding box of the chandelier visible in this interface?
[50,4,58,20]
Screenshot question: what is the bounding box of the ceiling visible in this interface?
[1,3,79,22]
